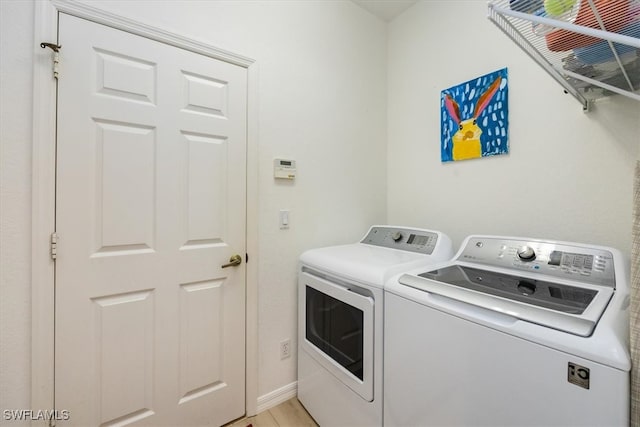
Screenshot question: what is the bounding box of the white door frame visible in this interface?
[31,0,259,420]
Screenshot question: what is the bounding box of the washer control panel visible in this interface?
[458,236,616,288]
[361,226,439,255]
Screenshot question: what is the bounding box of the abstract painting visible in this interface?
[441,68,509,162]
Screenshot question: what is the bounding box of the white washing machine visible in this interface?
[297,226,453,426]
[384,235,631,426]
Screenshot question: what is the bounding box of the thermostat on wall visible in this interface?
[274,159,296,180]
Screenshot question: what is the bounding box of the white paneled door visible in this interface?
[55,13,247,426]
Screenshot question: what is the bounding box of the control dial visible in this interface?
[391,231,404,242]
[517,246,536,261]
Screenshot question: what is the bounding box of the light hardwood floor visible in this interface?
[226,398,319,427]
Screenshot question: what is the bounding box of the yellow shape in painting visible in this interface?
[452,118,482,161]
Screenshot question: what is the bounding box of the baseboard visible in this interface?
[256,381,298,413]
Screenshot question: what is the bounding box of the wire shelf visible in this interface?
[488,0,640,110]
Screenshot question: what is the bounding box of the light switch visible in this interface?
[279,210,290,229]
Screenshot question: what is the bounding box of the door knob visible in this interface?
[222,254,242,268]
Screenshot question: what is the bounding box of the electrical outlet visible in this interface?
[280,339,291,359]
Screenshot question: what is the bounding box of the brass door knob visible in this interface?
[222,254,242,268]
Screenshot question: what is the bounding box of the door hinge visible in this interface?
[40,42,61,79]
[50,232,58,261]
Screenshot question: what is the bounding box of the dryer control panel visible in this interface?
[458,236,616,288]
[361,226,440,255]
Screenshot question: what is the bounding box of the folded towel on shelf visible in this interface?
[545,0,631,52]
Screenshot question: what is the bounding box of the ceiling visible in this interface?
[351,0,418,22]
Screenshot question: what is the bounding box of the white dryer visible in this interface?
[297,226,453,426]
[384,235,631,426]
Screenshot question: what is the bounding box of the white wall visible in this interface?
[0,1,35,421]
[387,1,640,254]
[0,0,387,413]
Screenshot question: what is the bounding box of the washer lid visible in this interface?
[420,265,598,315]
[399,266,614,337]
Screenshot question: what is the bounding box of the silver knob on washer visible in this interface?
[517,246,536,261]
[391,231,403,242]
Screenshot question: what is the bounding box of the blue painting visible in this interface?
[441,68,509,162]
